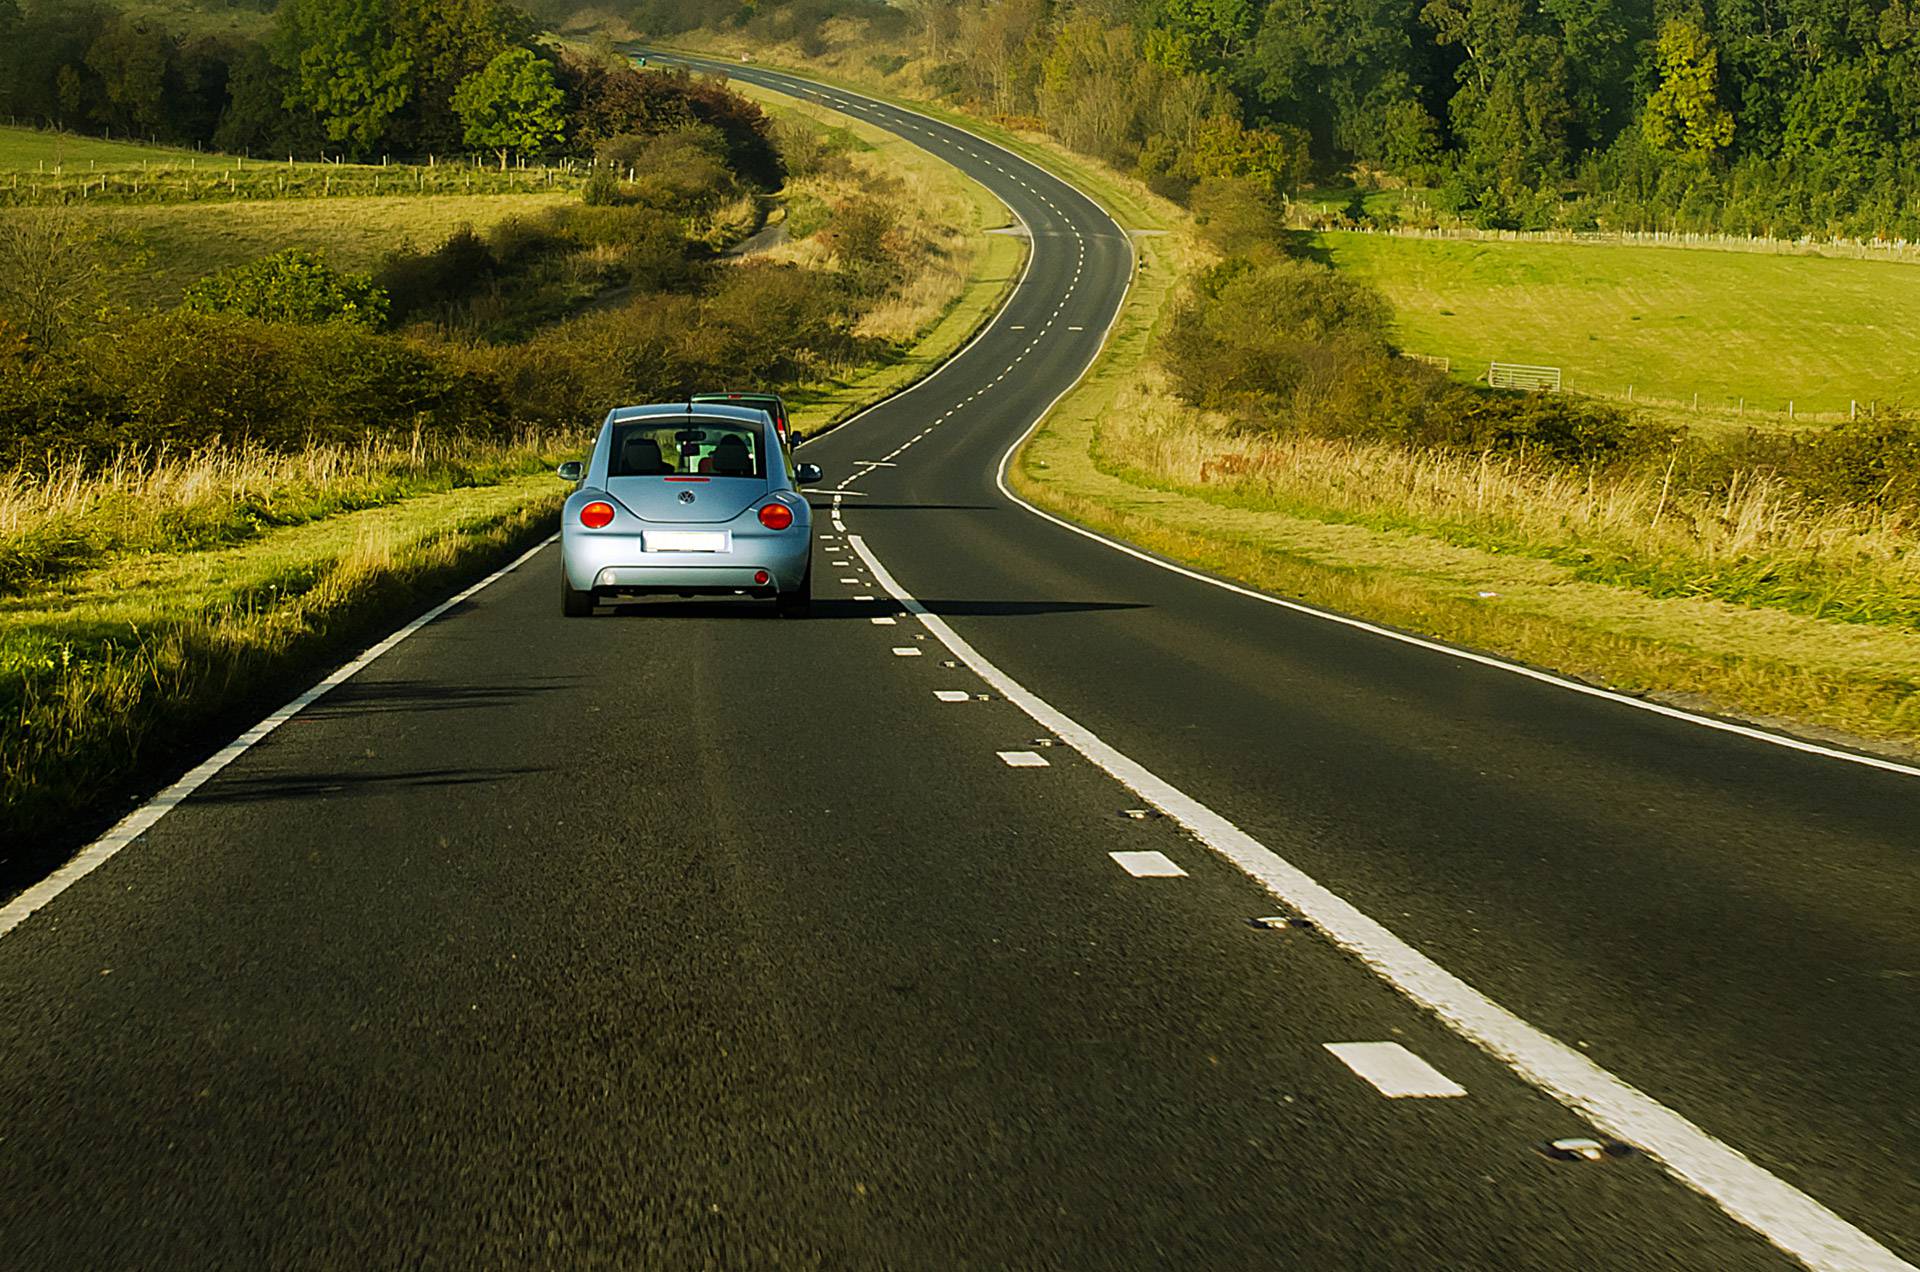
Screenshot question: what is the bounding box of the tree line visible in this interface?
[656,0,1920,239]
[0,0,775,176]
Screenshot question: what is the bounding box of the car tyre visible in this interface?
[776,562,812,618]
[561,568,595,617]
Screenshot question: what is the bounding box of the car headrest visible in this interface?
[621,436,665,473]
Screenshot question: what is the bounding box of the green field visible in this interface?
[1318,233,1920,418]
[64,192,571,307]
[0,127,208,170]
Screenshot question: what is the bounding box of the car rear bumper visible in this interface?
[562,531,810,594]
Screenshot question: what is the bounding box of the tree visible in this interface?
[1642,18,1734,158]
[393,0,533,152]
[276,0,416,154]
[84,17,171,136]
[452,47,566,169]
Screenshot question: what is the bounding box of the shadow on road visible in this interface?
[192,765,551,806]
[590,597,1146,620]
[305,678,580,718]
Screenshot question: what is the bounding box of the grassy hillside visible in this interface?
[1319,233,1920,419]
[0,127,210,169]
[75,192,573,308]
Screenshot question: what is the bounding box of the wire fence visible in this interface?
[1,119,596,207]
[1336,222,1920,265]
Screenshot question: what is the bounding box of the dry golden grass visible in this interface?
[2,467,567,858]
[1099,374,1920,620]
[1,431,571,593]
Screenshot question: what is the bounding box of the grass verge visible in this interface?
[1,465,567,893]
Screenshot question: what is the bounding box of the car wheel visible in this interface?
[776,562,812,618]
[561,568,595,617]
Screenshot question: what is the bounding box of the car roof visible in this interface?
[607,402,771,426]
[690,392,785,406]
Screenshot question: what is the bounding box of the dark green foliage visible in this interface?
[375,225,497,323]
[846,0,1920,238]
[556,56,784,189]
[1162,252,1654,465]
[182,248,390,326]
[1188,176,1306,257]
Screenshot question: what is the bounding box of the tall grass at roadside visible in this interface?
[1098,373,1920,629]
[1,468,568,880]
[0,430,572,595]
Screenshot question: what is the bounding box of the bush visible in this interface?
[1163,253,1655,466]
[375,226,498,324]
[1188,177,1307,258]
[180,249,389,328]
[582,166,624,206]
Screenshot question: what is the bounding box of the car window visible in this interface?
[607,420,765,479]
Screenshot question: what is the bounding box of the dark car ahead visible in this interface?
[691,392,793,447]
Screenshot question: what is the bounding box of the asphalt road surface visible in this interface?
[1,59,1914,1271]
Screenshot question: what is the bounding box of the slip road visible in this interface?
[0,58,1912,1270]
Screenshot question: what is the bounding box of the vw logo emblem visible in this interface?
[678,490,696,504]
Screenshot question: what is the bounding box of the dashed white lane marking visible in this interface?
[1325,1043,1468,1098]
[891,647,923,657]
[997,750,1050,767]
[1067,325,1085,331]
[934,690,972,702]
[845,534,1910,1272]
[0,532,561,942]
[1110,850,1187,878]
[854,594,876,601]
[838,577,860,583]
[871,617,898,625]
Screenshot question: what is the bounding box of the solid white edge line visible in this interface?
[847,531,1908,1272]
[0,533,561,943]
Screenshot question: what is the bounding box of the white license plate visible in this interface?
[643,531,729,553]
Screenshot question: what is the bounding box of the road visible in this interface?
[1,58,1913,1270]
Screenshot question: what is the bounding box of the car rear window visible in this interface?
[608,419,765,479]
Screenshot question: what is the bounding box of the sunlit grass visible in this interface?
[1318,232,1920,421]
[0,452,572,860]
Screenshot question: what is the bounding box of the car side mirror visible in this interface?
[557,461,583,482]
[795,463,822,486]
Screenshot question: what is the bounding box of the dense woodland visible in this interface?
[0,0,773,177]
[620,0,1920,238]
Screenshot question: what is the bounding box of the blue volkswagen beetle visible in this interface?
[557,403,822,617]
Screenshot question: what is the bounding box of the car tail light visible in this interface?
[758,502,794,531]
[579,501,614,529]
[753,570,770,585]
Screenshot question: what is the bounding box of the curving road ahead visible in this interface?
[0,59,1913,1270]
